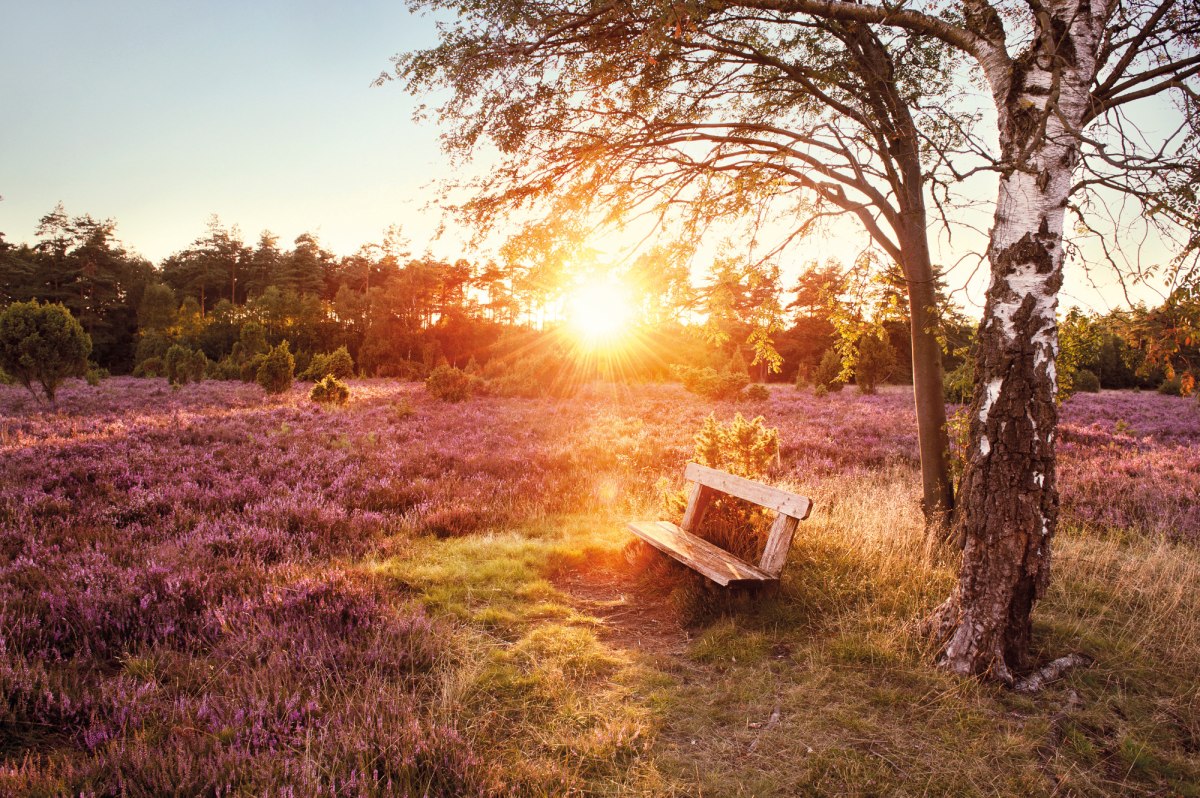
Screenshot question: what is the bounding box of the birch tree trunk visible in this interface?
[926,0,1105,681]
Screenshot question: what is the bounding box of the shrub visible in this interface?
[301,346,355,381]
[1074,368,1101,393]
[426,364,472,402]
[85,365,109,386]
[693,412,779,478]
[811,348,845,393]
[744,383,770,402]
[855,333,896,394]
[164,344,191,386]
[208,356,241,381]
[240,354,267,383]
[1158,375,1183,396]
[0,300,92,403]
[310,374,350,405]
[257,342,295,395]
[134,330,172,366]
[325,346,355,378]
[946,407,972,487]
[133,356,165,378]
[381,359,427,380]
[665,413,781,560]
[671,365,750,401]
[301,352,328,381]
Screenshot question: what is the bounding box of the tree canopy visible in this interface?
[391,0,1200,682]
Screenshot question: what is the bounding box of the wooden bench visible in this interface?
[627,463,813,586]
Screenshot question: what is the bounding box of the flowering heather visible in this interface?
[1057,390,1200,539]
[0,378,1196,793]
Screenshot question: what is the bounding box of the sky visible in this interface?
[0,1,1179,315]
[1,0,450,261]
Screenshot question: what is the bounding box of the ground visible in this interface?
[0,378,1197,796]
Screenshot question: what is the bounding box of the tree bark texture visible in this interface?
[927,0,1104,681]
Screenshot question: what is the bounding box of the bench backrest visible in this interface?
[684,463,812,520]
[680,462,812,577]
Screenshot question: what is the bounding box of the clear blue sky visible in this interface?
[0,0,452,262]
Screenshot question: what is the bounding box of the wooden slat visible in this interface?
[627,521,774,586]
[680,483,717,532]
[759,513,799,576]
[684,463,812,520]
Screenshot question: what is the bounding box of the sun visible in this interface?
[567,278,634,344]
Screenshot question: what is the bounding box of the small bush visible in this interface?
[208,357,241,381]
[693,412,780,478]
[0,300,92,403]
[302,345,356,381]
[240,354,267,383]
[134,330,172,365]
[1158,376,1182,396]
[1074,368,1101,393]
[377,359,427,380]
[188,349,208,384]
[671,365,750,401]
[133,357,165,378]
[164,345,206,386]
[164,344,191,386]
[85,365,109,386]
[238,321,268,358]
[744,383,770,402]
[855,333,896,395]
[257,342,295,395]
[310,374,350,405]
[811,348,844,393]
[664,413,781,560]
[325,346,354,378]
[426,364,472,402]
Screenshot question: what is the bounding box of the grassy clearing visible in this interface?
[374,518,673,795]
[379,468,1199,797]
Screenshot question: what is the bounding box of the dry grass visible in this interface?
[375,466,1199,796]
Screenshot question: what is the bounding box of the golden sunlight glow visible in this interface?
[567,279,634,344]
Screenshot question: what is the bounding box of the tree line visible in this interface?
[2,204,1192,399]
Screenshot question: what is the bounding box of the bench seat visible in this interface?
[627,463,812,586]
[626,520,774,586]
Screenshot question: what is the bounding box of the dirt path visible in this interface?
[553,562,692,658]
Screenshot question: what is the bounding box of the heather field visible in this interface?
[1,378,1198,796]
